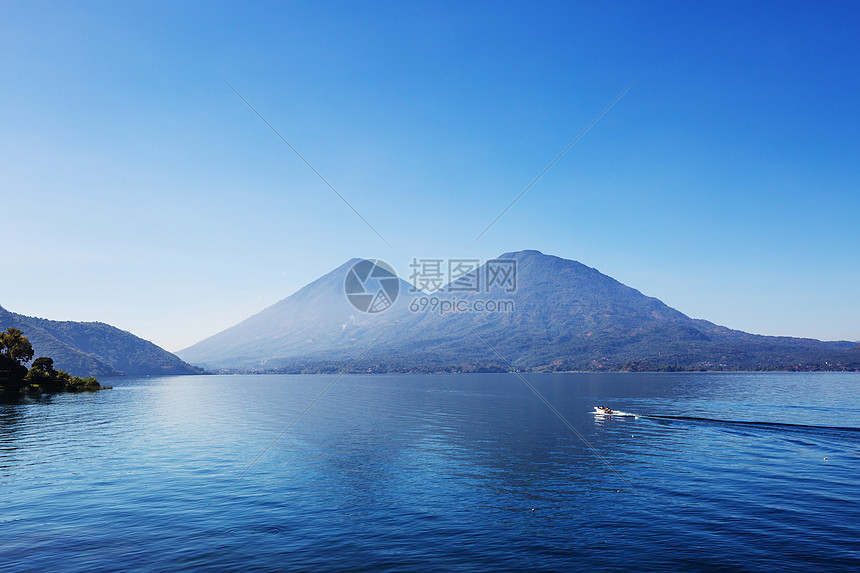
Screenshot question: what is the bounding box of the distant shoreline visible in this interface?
[196,364,860,376]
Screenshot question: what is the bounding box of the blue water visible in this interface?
[1,372,859,572]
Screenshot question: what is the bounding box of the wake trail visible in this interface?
[639,414,860,434]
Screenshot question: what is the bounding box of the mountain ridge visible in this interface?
[0,306,204,377]
[177,250,859,372]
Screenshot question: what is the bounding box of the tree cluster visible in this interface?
[0,328,101,393]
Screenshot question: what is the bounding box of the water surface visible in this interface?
[1,372,858,571]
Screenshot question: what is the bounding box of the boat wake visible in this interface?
[590,409,860,435]
[641,414,860,434]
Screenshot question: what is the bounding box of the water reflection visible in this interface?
[1,372,858,572]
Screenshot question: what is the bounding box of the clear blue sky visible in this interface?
[2,1,858,351]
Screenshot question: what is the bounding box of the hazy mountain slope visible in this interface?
[383,250,706,367]
[389,250,851,371]
[178,251,856,372]
[177,259,417,369]
[0,305,203,377]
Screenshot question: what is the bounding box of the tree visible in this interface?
[0,328,34,366]
[30,356,55,374]
[1,329,102,393]
[0,328,34,391]
[23,356,57,389]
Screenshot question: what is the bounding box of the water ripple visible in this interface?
[1,372,859,572]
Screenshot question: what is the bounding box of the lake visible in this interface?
[2,372,859,572]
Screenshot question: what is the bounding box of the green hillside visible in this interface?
[0,306,203,377]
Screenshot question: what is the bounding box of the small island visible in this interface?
[0,328,106,394]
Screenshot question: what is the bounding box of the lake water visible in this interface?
[2,372,859,572]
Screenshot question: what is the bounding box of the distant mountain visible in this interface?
[0,305,203,377]
[178,251,860,372]
[177,258,416,370]
[391,250,858,371]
